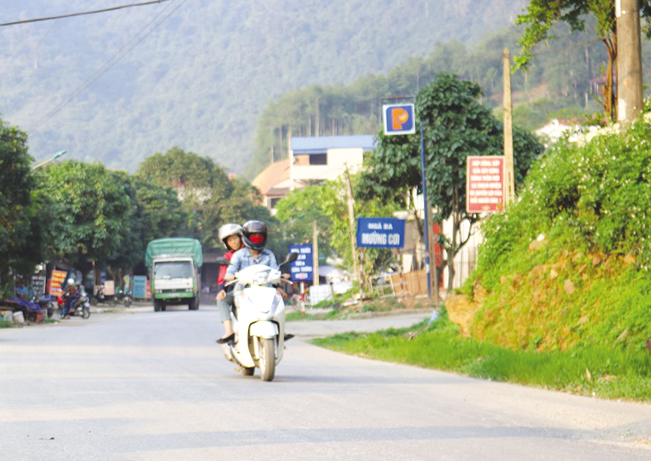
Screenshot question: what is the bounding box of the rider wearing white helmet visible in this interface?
[215,223,243,343]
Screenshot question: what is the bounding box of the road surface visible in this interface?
[0,307,649,460]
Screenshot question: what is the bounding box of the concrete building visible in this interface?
[252,135,375,213]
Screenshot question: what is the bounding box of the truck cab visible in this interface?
[146,238,203,311]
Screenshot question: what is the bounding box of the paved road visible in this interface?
[0,307,649,460]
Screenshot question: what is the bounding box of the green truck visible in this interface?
[145,238,203,311]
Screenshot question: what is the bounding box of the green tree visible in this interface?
[138,147,277,250]
[0,120,38,283]
[39,160,133,275]
[358,74,542,290]
[274,185,333,257]
[132,175,188,242]
[515,0,651,121]
[275,178,399,286]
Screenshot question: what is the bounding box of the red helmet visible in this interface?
[242,220,268,251]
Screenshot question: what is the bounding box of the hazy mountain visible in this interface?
[0,0,526,172]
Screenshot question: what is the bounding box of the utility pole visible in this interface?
[503,48,515,206]
[313,221,319,286]
[344,166,362,292]
[616,0,643,122]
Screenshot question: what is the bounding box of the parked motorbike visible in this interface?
[216,252,298,381]
[57,286,91,319]
[32,294,56,319]
[115,288,133,307]
[90,286,117,307]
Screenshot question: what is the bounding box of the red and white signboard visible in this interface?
[466,156,505,213]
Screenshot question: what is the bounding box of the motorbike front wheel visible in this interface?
[81,306,91,319]
[259,338,276,382]
[123,296,132,308]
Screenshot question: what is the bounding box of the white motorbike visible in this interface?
[217,253,298,381]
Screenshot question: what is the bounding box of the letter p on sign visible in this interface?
[383,103,416,135]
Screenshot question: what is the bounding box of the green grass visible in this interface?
[286,308,345,322]
[0,319,12,328]
[312,316,651,401]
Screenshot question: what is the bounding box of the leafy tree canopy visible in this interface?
[515,0,651,120]
[358,73,543,288]
[39,160,133,272]
[0,120,36,280]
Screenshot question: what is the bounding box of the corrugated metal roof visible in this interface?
[291,135,376,154]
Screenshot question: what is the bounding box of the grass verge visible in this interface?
[312,314,651,401]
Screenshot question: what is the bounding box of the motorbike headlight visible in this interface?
[253,270,270,285]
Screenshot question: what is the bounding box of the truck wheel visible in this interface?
[188,297,198,310]
[154,300,161,312]
[259,338,276,382]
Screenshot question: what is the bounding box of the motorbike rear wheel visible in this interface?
[259,338,276,382]
[57,307,65,319]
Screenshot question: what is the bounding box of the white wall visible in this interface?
[290,147,364,184]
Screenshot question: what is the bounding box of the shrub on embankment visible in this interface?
[465,120,651,353]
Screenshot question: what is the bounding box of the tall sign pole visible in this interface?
[616,0,643,122]
[503,48,515,206]
[312,221,319,286]
[419,123,433,300]
[344,166,362,291]
[382,100,431,299]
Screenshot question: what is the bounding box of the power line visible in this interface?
[0,1,171,27]
[29,0,190,133]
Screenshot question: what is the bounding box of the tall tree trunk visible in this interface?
[602,33,617,121]
[447,213,458,292]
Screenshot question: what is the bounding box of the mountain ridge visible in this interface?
[1,0,526,171]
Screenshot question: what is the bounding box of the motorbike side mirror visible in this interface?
[215,257,231,266]
[281,252,299,267]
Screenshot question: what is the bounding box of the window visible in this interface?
[270,197,281,209]
[309,153,327,165]
[154,261,193,279]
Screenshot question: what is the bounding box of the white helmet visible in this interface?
[218,223,243,249]
[67,278,76,286]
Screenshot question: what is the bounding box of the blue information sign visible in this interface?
[133,275,147,299]
[289,244,314,282]
[356,217,405,248]
[382,103,416,135]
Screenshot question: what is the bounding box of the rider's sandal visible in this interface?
[284,334,295,341]
[216,333,235,344]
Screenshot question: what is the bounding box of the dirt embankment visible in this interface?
[445,286,487,336]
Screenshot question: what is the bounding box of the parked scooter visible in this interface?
[32,294,56,319]
[57,286,91,319]
[216,252,298,381]
[115,287,133,307]
[90,285,117,307]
